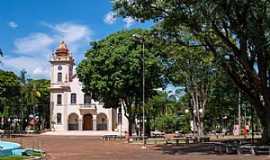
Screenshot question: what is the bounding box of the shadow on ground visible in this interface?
[153,143,216,155]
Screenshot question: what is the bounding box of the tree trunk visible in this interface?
[145,117,151,137]
[262,118,270,144]
[198,119,204,137]
[123,99,134,137]
[247,96,270,144]
[128,117,133,136]
[191,90,205,137]
[256,108,270,144]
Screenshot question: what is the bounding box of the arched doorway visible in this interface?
[68,113,79,130]
[83,114,93,130]
[97,113,108,130]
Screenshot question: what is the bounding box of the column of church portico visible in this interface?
[93,115,97,131]
[63,92,68,130]
[78,116,83,131]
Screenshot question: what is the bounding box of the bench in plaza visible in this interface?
[254,146,270,155]
[240,145,270,155]
[206,142,227,154]
[103,135,124,141]
[151,131,165,138]
[209,142,270,155]
[239,145,255,154]
[205,142,238,154]
[166,136,210,145]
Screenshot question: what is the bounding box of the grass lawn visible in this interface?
[0,156,26,160]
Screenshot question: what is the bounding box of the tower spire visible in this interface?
[55,41,69,56]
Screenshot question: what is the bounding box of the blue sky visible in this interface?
[0,0,152,79]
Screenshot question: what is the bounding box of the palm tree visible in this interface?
[18,70,41,130]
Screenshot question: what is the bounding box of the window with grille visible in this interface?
[71,93,77,104]
[57,72,62,82]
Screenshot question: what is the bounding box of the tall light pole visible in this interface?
[133,33,146,149]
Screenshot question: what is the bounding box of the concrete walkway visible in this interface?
[41,131,121,136]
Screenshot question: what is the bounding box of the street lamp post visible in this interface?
[133,33,146,149]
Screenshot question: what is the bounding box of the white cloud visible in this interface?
[2,56,50,79]
[8,21,18,29]
[6,22,92,79]
[14,33,54,55]
[33,67,47,75]
[123,17,135,28]
[104,12,136,28]
[14,22,91,55]
[104,11,117,25]
[51,23,91,53]
[54,23,91,42]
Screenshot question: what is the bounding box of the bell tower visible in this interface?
[49,41,74,131]
[50,41,74,85]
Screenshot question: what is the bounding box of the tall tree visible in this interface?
[20,79,50,130]
[28,79,50,129]
[205,68,239,132]
[166,42,215,137]
[0,70,21,128]
[77,29,166,135]
[113,0,270,143]
[0,70,21,99]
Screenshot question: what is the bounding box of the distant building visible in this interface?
[49,41,128,132]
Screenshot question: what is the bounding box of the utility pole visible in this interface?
[142,38,146,149]
[132,33,146,149]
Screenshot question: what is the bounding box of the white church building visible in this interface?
[49,41,128,133]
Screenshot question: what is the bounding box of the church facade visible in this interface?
[49,41,128,133]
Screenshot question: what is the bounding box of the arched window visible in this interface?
[56,113,62,124]
[71,93,77,104]
[84,94,91,104]
[57,72,62,82]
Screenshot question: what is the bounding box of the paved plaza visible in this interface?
[3,135,270,160]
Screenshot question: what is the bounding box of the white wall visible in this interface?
[50,57,129,132]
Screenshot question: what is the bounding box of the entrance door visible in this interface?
[83,114,93,130]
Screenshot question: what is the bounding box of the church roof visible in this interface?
[55,41,69,56]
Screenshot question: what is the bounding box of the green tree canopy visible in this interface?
[20,78,50,130]
[166,42,216,136]
[0,70,21,117]
[145,92,191,133]
[113,0,270,143]
[0,70,21,98]
[77,29,167,135]
[0,69,50,130]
